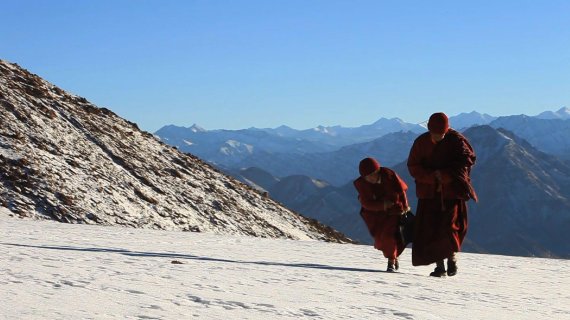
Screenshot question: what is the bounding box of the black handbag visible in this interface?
[398,210,416,246]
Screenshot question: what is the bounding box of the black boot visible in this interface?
[387,259,397,272]
[447,253,458,276]
[394,258,399,271]
[429,260,446,277]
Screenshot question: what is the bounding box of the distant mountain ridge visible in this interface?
[260,117,425,144]
[156,110,570,184]
[155,118,425,169]
[450,111,497,129]
[489,115,570,160]
[535,107,570,120]
[155,125,337,168]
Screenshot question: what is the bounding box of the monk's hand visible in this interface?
[434,170,442,182]
[435,170,443,192]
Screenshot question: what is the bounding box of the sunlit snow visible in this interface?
[2,211,568,319]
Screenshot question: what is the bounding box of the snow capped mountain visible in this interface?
[449,111,497,130]
[535,107,570,120]
[219,140,254,156]
[312,125,331,134]
[189,123,206,132]
[155,125,336,168]
[0,60,348,242]
[155,118,426,166]
[157,110,569,173]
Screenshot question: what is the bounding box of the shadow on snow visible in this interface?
[1,242,385,273]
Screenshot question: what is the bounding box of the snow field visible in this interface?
[1,211,569,319]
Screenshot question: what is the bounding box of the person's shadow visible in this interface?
[1,242,387,273]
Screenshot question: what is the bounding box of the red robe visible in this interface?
[353,167,409,259]
[407,129,477,266]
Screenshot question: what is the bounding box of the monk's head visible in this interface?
[427,112,449,142]
[359,157,381,183]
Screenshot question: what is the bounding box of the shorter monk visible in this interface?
[354,157,410,272]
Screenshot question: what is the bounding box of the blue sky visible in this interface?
[1,1,569,131]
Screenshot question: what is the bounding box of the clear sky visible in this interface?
[1,1,569,131]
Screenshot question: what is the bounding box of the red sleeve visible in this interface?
[386,170,409,213]
[438,132,476,183]
[395,173,409,209]
[407,136,436,184]
[353,179,386,212]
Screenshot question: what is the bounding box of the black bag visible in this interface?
[398,210,416,246]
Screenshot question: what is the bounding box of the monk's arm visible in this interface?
[407,141,436,184]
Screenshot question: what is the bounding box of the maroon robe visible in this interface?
[353,167,409,259]
[407,129,477,266]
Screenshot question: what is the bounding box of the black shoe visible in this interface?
[447,260,458,276]
[387,260,397,272]
[394,259,399,271]
[429,266,447,277]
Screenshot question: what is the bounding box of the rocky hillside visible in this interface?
[0,60,349,242]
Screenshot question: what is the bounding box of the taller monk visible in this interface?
[407,112,477,277]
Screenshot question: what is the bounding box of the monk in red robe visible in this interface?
[407,112,477,277]
[354,157,410,272]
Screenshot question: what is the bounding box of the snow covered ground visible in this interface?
[2,210,569,320]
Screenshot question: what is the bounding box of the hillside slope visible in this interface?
[0,60,348,242]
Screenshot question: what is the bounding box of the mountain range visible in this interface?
[0,59,348,243]
[156,108,570,186]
